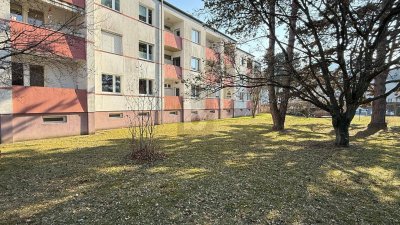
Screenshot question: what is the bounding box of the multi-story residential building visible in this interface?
[0,0,257,143]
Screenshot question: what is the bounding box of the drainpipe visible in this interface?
[159,0,164,124]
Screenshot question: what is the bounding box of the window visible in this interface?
[191,85,201,98]
[191,57,200,71]
[164,84,172,88]
[139,79,153,95]
[226,91,232,99]
[139,5,152,24]
[139,42,153,61]
[109,113,123,118]
[28,9,44,26]
[10,3,23,22]
[210,110,216,113]
[138,112,150,117]
[174,29,181,37]
[164,54,172,61]
[192,111,198,114]
[30,65,44,87]
[101,0,120,11]
[12,63,24,86]
[247,59,253,69]
[43,116,67,123]
[191,29,200,44]
[102,74,121,93]
[170,111,178,115]
[241,57,246,66]
[101,31,122,55]
[239,92,245,101]
[173,57,181,67]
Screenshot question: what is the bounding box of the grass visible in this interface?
[0,114,399,224]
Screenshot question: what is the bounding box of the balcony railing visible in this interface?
[164,64,182,80]
[223,99,234,109]
[205,98,220,110]
[12,86,87,114]
[60,0,85,8]
[10,21,86,60]
[164,31,182,51]
[206,48,218,61]
[164,96,183,110]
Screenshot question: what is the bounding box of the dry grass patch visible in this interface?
[0,115,399,224]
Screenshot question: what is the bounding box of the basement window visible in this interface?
[210,110,216,113]
[170,111,179,115]
[43,116,67,123]
[138,112,150,117]
[192,111,198,114]
[109,113,123,118]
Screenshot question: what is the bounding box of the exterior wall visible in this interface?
[95,111,158,130]
[234,108,252,117]
[183,109,219,122]
[221,109,234,119]
[12,113,88,142]
[163,110,183,124]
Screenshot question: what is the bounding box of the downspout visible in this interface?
[159,0,164,124]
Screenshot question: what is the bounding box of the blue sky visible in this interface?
[165,0,204,14]
[165,0,264,59]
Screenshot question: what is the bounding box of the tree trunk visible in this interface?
[369,71,389,129]
[369,0,389,130]
[332,115,351,147]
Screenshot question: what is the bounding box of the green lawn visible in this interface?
[1,114,399,224]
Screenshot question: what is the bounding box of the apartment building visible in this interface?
[0,0,258,143]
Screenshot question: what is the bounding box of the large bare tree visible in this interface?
[203,0,400,146]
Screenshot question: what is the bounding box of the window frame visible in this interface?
[27,9,44,26]
[191,29,200,44]
[109,113,123,119]
[191,85,201,98]
[101,74,122,94]
[11,62,24,86]
[139,5,152,25]
[101,30,123,55]
[42,116,67,124]
[10,3,23,22]
[101,0,120,11]
[139,42,154,61]
[191,57,200,72]
[139,79,154,96]
[29,65,45,87]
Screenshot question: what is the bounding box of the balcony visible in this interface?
[164,64,182,80]
[10,21,86,60]
[12,86,87,114]
[164,96,183,110]
[205,98,220,110]
[60,0,85,8]
[164,31,182,52]
[223,99,234,109]
[206,48,218,61]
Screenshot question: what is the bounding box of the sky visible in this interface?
[164,0,265,59]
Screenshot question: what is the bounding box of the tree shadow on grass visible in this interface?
[0,121,399,224]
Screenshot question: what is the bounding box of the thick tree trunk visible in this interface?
[369,0,389,130]
[332,115,351,147]
[369,71,389,129]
